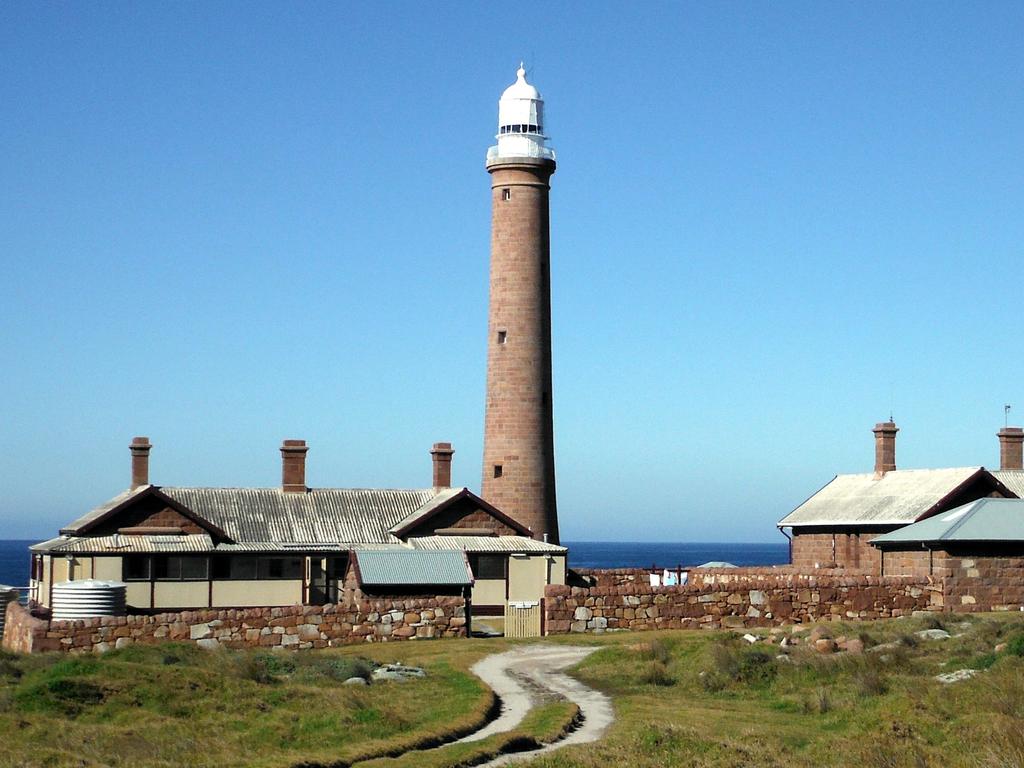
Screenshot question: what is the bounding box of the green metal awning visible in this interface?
[354,550,472,586]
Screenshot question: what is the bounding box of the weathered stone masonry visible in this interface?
[4,596,465,654]
[545,573,941,634]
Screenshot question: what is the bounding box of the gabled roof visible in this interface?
[353,550,472,586]
[871,498,1024,547]
[60,485,229,540]
[389,487,533,538]
[58,486,460,546]
[778,467,997,528]
[993,471,1024,499]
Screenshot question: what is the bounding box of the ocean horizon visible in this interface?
[0,539,790,589]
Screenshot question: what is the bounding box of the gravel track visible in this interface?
[456,644,613,765]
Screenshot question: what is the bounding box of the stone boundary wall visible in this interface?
[545,574,941,634]
[3,596,466,654]
[574,565,869,589]
[943,556,1024,612]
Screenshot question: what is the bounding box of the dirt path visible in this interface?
[455,644,614,765]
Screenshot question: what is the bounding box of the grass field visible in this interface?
[2,613,1024,768]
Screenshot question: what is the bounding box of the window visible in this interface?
[212,556,302,580]
[258,557,303,580]
[493,464,503,478]
[153,556,208,581]
[497,330,507,344]
[124,555,150,581]
[502,188,510,201]
[470,555,506,580]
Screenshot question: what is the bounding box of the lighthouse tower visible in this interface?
[481,65,560,544]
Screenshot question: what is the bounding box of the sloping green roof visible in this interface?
[354,550,472,586]
[871,498,1024,547]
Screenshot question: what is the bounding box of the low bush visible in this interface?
[1004,634,1024,657]
[640,661,675,687]
[642,638,673,666]
[302,656,375,683]
[15,678,105,716]
[852,658,888,697]
[234,652,296,684]
[737,650,777,686]
[802,686,831,714]
[970,652,998,670]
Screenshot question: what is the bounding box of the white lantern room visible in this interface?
[488,64,556,163]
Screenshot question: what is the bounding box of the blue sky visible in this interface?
[2,3,1022,541]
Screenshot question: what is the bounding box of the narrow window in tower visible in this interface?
[493,464,503,478]
[502,188,511,201]
[497,330,507,344]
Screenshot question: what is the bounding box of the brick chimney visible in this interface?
[130,436,151,489]
[998,427,1024,471]
[281,439,308,493]
[430,442,454,488]
[873,421,898,476]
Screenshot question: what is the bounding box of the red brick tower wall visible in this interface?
[481,156,559,544]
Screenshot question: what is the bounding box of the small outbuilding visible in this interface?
[870,497,1024,610]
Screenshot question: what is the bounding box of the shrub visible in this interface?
[707,642,740,681]
[15,678,105,716]
[642,638,673,666]
[699,669,729,693]
[737,650,777,686]
[971,652,999,670]
[303,657,375,683]
[640,661,675,687]
[1004,634,1024,657]
[235,652,296,684]
[802,687,831,714]
[0,656,21,680]
[853,659,888,697]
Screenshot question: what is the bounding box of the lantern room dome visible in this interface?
[488,63,555,164]
[501,65,540,100]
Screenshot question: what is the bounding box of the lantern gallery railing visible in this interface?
[487,144,556,162]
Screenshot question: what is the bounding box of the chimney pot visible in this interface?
[998,427,1024,471]
[281,439,309,493]
[129,436,151,489]
[873,421,898,476]
[430,442,454,488]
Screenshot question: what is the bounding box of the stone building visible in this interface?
[778,421,1017,570]
[28,438,566,634]
[871,497,1024,610]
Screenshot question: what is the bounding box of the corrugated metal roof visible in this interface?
[872,498,1024,545]
[993,471,1024,499]
[354,550,472,586]
[162,487,441,544]
[59,487,445,545]
[61,486,151,533]
[409,536,566,553]
[778,467,984,527]
[387,488,464,534]
[33,534,214,553]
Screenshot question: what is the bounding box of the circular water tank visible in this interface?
[0,585,18,638]
[51,580,127,621]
